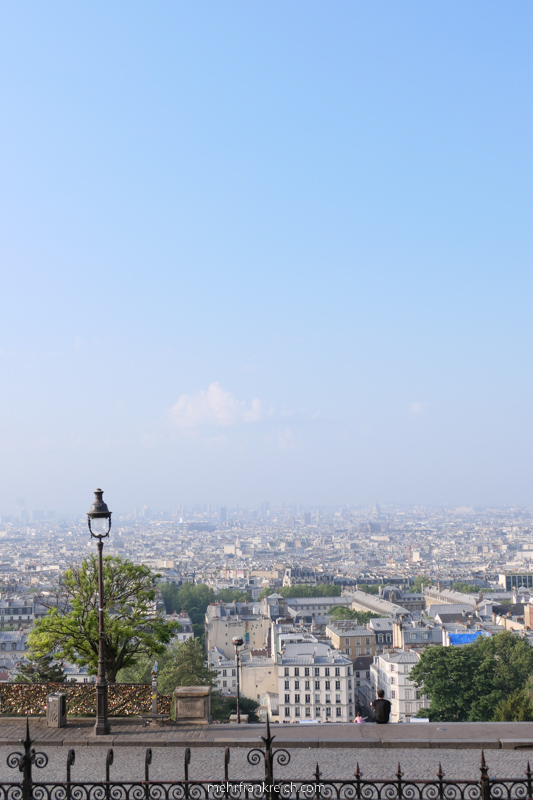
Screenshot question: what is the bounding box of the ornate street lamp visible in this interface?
[87,488,112,736]
[232,636,244,724]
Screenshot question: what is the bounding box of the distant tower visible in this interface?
[219,506,227,523]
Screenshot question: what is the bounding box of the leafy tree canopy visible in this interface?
[357,584,380,595]
[409,576,429,594]
[160,583,216,625]
[493,687,533,721]
[259,584,342,600]
[216,589,253,603]
[452,582,481,594]
[28,556,177,683]
[157,638,217,695]
[12,655,65,684]
[211,693,259,722]
[328,606,381,624]
[410,631,533,721]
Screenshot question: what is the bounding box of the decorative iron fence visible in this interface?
[3,718,533,800]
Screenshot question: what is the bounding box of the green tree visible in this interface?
[216,589,252,603]
[12,655,65,684]
[409,576,429,593]
[160,583,216,617]
[329,606,381,624]
[452,582,480,594]
[29,556,177,683]
[410,631,533,721]
[159,583,217,643]
[211,692,259,722]
[493,687,533,721]
[157,638,217,695]
[259,584,342,601]
[357,584,380,595]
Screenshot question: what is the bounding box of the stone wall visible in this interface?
[0,683,172,717]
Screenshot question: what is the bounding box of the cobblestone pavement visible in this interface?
[0,745,532,783]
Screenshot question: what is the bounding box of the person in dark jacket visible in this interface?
[371,689,391,724]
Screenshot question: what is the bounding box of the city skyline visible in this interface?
[1,3,532,514]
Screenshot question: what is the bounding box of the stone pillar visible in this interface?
[172,686,211,724]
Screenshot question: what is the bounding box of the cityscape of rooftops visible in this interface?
[1,2,532,740]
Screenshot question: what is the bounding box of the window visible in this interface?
[315,694,320,704]
[348,679,352,689]
[222,680,227,687]
[232,669,236,676]
[325,668,330,676]
[305,667,310,676]
[365,638,370,645]
[305,680,310,690]
[335,681,340,690]
[335,667,340,676]
[390,665,395,671]
[326,707,332,717]
[284,668,289,676]
[325,680,330,690]
[294,680,300,690]
[295,707,300,717]
[285,707,290,717]
[294,667,300,676]
[315,680,320,690]
[336,707,342,717]
[390,677,395,684]
[336,695,341,704]
[222,669,227,677]
[357,638,360,645]
[391,690,396,699]
[315,667,320,676]
[284,680,289,690]
[305,694,311,704]
[284,694,290,705]
[345,638,350,645]
[315,707,321,716]
[378,635,383,643]
[325,695,331,704]
[355,671,360,678]
[305,707,311,717]
[295,694,300,703]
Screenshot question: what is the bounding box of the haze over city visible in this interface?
[1,3,532,516]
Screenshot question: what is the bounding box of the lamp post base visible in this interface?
[94,719,111,736]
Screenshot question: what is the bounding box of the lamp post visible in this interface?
[232,636,244,723]
[87,488,112,736]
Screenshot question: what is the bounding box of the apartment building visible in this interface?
[278,642,354,723]
[205,602,270,658]
[326,623,376,658]
[370,649,425,723]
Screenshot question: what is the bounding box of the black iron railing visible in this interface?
[3,718,533,800]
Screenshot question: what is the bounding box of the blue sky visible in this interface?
[1,2,532,514]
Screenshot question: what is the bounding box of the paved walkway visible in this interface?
[1,718,533,750]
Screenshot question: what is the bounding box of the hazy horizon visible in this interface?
[1,3,532,516]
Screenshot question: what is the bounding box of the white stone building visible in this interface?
[278,642,354,723]
[369,649,425,723]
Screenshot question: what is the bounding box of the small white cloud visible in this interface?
[409,402,425,415]
[170,382,264,430]
[276,427,296,451]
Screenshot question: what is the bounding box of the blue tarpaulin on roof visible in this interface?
[447,632,487,645]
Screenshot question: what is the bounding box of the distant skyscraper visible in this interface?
[219,506,227,523]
